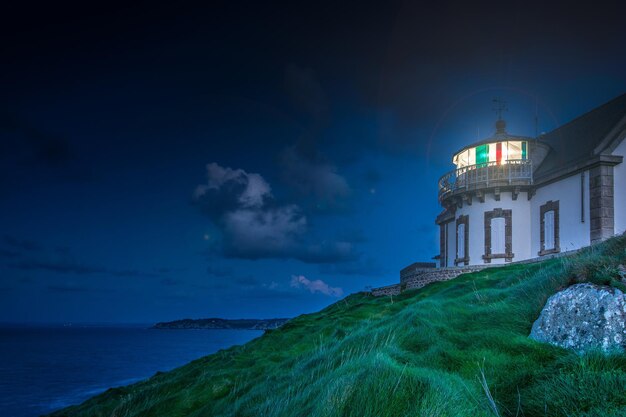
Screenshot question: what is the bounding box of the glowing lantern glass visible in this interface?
[476,144,489,165]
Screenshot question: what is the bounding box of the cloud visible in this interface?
[194,162,306,260]
[234,276,260,286]
[160,278,182,286]
[221,205,306,259]
[295,240,358,264]
[280,146,351,208]
[363,168,382,185]
[155,267,186,274]
[201,280,232,291]
[281,65,351,212]
[318,257,386,277]
[6,259,160,278]
[290,275,343,297]
[284,64,328,123]
[0,112,94,189]
[111,269,161,278]
[46,284,90,293]
[8,260,106,275]
[206,264,234,278]
[193,163,271,210]
[195,162,357,263]
[3,236,42,252]
[0,249,21,259]
[362,168,382,194]
[0,239,168,280]
[0,112,72,165]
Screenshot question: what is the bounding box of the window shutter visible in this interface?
[544,210,555,250]
[491,217,505,254]
[457,223,465,259]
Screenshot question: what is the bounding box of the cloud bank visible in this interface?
[280,146,351,207]
[290,275,343,297]
[194,162,357,263]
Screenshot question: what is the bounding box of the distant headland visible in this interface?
[152,318,289,330]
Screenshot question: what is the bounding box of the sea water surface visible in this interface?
[0,325,263,417]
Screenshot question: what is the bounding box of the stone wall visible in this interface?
[371,248,581,297]
[371,284,401,297]
[400,262,436,282]
[590,164,615,243]
[401,266,486,291]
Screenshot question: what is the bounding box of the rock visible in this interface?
[529,283,626,353]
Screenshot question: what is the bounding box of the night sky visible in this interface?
[1,1,625,323]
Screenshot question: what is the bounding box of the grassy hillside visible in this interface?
[51,236,626,417]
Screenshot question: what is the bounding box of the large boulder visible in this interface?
[530,283,626,353]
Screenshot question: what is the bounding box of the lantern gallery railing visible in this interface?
[438,159,533,201]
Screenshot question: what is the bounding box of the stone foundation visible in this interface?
[401,265,486,291]
[371,284,401,297]
[371,249,579,296]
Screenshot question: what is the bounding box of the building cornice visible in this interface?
[534,154,623,188]
[435,208,455,225]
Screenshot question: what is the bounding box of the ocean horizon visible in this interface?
[0,324,263,417]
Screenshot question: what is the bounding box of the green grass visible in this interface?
[51,235,626,417]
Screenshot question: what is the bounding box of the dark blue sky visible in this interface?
[1,1,625,323]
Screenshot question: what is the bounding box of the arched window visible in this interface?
[539,201,560,256]
[544,210,555,250]
[455,215,469,265]
[491,217,505,254]
[483,208,513,263]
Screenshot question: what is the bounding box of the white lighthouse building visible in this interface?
[436,93,626,267]
[370,93,626,297]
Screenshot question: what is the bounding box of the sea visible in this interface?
[0,324,263,417]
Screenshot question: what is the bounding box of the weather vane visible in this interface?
[492,98,508,120]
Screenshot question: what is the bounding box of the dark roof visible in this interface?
[534,93,626,177]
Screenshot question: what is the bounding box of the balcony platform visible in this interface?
[438,159,533,204]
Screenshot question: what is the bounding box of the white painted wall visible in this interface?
[446,220,455,267]
[531,171,590,255]
[613,138,626,235]
[454,191,531,266]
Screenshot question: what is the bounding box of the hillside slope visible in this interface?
[51,236,626,417]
